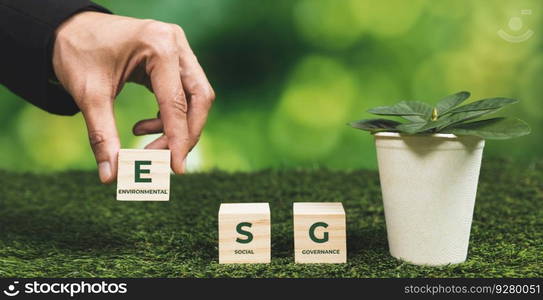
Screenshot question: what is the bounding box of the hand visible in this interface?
[52,12,215,183]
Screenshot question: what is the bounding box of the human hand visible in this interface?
[52,11,215,183]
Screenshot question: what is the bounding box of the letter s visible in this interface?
[236,222,253,244]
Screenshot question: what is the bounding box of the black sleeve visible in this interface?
[0,0,111,115]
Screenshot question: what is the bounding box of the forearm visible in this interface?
[0,0,110,115]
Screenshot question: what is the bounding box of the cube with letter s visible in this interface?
[218,203,271,264]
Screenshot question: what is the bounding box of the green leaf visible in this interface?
[435,91,470,114]
[367,101,432,122]
[348,119,401,132]
[444,97,518,115]
[396,122,428,134]
[437,108,500,129]
[404,108,499,134]
[442,118,531,139]
[401,115,427,123]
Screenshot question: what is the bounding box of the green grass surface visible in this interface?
[0,158,541,278]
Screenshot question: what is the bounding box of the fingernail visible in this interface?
[98,161,112,183]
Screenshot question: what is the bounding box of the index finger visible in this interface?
[182,57,215,149]
[148,55,189,174]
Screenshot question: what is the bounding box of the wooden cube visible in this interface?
[218,203,271,264]
[116,149,171,201]
[293,202,347,263]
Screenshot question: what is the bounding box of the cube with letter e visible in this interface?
[116,149,171,201]
[218,203,271,264]
[293,202,347,263]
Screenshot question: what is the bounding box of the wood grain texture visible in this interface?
[116,149,171,201]
[219,203,271,264]
[293,202,347,263]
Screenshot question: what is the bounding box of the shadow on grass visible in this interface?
[0,210,128,252]
[347,227,389,256]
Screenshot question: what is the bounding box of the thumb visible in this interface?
[80,96,120,184]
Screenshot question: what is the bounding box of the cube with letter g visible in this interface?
[293,202,347,263]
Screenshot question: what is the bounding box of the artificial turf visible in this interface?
[0,158,541,278]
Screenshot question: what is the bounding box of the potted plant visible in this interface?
[349,91,531,266]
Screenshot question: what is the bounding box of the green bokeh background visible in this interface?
[0,0,541,172]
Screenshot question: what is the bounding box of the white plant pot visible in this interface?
[374,132,485,266]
